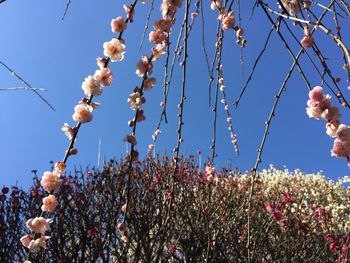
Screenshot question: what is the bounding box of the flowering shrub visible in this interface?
[2,158,350,262]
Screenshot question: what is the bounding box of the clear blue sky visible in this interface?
[0,0,349,188]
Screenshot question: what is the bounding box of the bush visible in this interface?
[1,157,350,262]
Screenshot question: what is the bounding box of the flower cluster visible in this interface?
[306,86,350,164]
[300,25,314,49]
[210,0,246,47]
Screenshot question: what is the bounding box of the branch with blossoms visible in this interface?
[119,0,184,247]
[307,86,350,165]
[20,0,139,260]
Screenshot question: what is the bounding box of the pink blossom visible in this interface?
[281,0,300,16]
[26,217,52,234]
[300,36,313,48]
[309,86,324,102]
[96,57,108,69]
[136,55,153,77]
[41,171,61,193]
[81,76,102,97]
[221,11,235,31]
[210,0,222,10]
[72,104,93,123]
[20,235,33,247]
[41,195,58,213]
[94,68,113,87]
[124,134,137,146]
[321,106,341,121]
[103,39,126,62]
[331,139,350,157]
[27,236,50,252]
[273,210,282,220]
[154,19,172,32]
[136,109,146,122]
[318,95,332,110]
[265,203,274,213]
[111,16,127,33]
[149,30,166,44]
[160,2,176,19]
[336,124,350,141]
[152,44,166,61]
[144,78,156,91]
[326,120,340,137]
[54,161,66,174]
[123,4,134,22]
[128,92,143,110]
[164,0,182,8]
[61,123,76,141]
[236,28,244,37]
[306,104,323,119]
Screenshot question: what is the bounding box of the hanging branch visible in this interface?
[332,4,350,82]
[139,0,155,51]
[200,0,212,82]
[234,24,274,108]
[0,60,55,111]
[62,0,72,21]
[23,0,139,261]
[211,30,223,163]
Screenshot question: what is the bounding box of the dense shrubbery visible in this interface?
[1,157,350,262]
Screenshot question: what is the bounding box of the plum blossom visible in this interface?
[72,104,93,123]
[210,0,222,10]
[61,123,76,140]
[152,44,166,60]
[300,35,313,48]
[41,171,62,193]
[144,78,156,91]
[326,120,340,137]
[221,11,235,31]
[300,25,313,48]
[336,124,350,141]
[82,76,102,97]
[149,30,166,44]
[96,57,108,69]
[124,134,137,146]
[103,39,126,62]
[27,236,50,252]
[111,16,127,33]
[123,4,135,22]
[331,139,350,157]
[280,0,300,16]
[128,92,143,110]
[41,195,58,213]
[136,55,153,77]
[20,235,33,247]
[54,161,66,174]
[94,68,113,87]
[26,217,52,234]
[161,1,177,19]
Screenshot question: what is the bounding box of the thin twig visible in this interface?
[0,87,47,91]
[0,60,55,111]
[62,0,72,21]
[139,0,155,51]
[234,24,274,108]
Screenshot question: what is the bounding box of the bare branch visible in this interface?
[0,60,55,111]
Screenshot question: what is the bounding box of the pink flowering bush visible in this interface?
[2,158,350,262]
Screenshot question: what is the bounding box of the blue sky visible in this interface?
[0,0,349,188]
